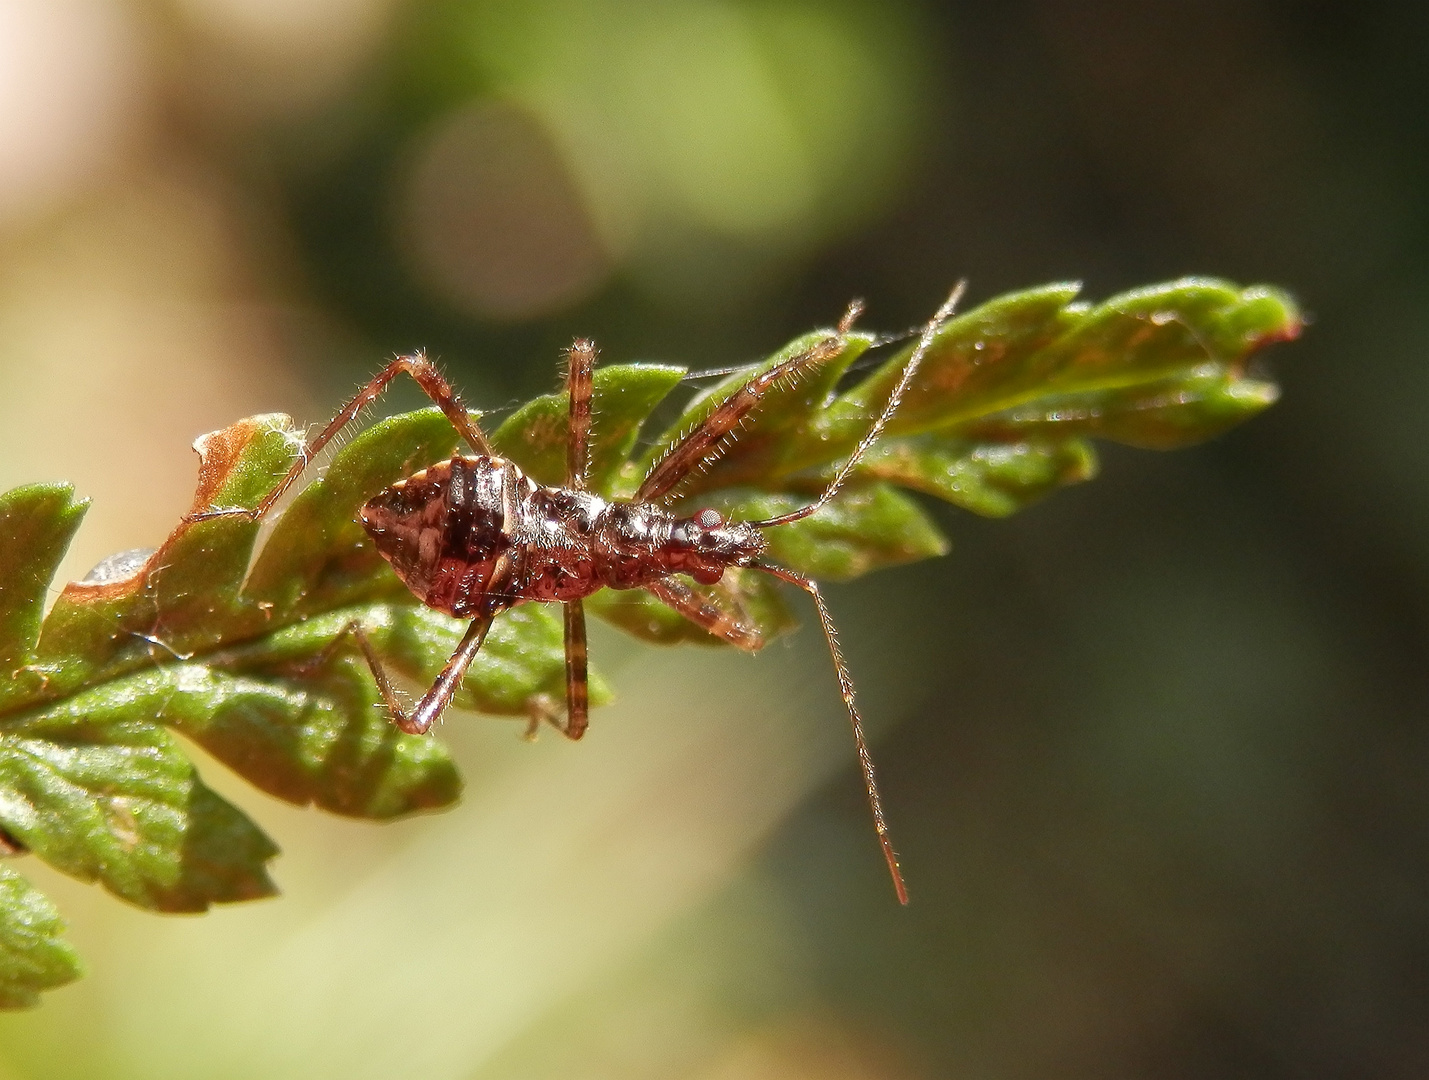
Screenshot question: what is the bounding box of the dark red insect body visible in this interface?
[360,456,764,619]
[195,286,966,904]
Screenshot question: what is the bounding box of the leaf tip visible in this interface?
[189,412,296,515]
[1239,285,1304,345]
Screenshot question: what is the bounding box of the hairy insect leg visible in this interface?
[566,339,596,490]
[290,617,409,716]
[393,616,494,734]
[523,599,591,740]
[750,283,966,531]
[563,599,590,738]
[644,577,765,653]
[191,351,493,522]
[634,301,865,504]
[758,562,909,905]
[301,616,493,735]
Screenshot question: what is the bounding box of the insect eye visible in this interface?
[695,508,723,529]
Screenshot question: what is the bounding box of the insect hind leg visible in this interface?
[294,616,493,736]
[190,351,492,523]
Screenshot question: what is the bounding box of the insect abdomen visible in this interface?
[361,455,521,618]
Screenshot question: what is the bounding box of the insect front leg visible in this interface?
[190,351,493,522]
[565,339,596,490]
[644,577,765,652]
[634,300,864,503]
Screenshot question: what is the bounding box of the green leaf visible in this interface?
[0,865,82,1009]
[28,416,304,711]
[0,674,278,911]
[955,366,1280,450]
[0,278,1298,1004]
[855,435,1099,518]
[664,279,1299,501]
[832,279,1294,442]
[0,485,88,680]
[162,636,464,821]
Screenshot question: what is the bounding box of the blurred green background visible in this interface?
[0,0,1421,1076]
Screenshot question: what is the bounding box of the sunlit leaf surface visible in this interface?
[0,278,1299,1005]
[0,865,82,1008]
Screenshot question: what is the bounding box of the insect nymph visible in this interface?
[203,287,964,903]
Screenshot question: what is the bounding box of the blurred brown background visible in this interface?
[0,1,1423,1077]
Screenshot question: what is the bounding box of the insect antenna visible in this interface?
[747,282,966,531]
[756,561,909,904]
[741,284,967,904]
